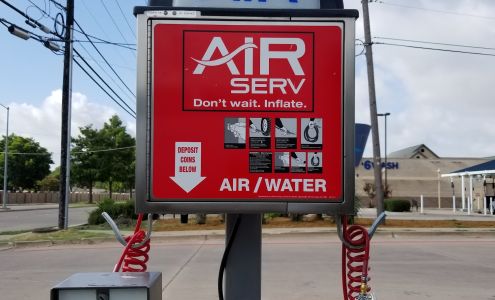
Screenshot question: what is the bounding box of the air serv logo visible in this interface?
[183,31,314,111]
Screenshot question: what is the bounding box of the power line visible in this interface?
[74,19,136,99]
[0,17,61,53]
[71,145,135,155]
[373,0,495,21]
[47,0,65,11]
[73,48,135,115]
[73,58,136,119]
[99,0,131,44]
[1,2,135,117]
[76,41,135,101]
[72,40,136,50]
[1,146,136,156]
[113,0,136,39]
[374,42,495,57]
[74,47,136,105]
[374,37,495,52]
[27,0,137,50]
[0,151,52,156]
[73,52,135,71]
[0,0,55,35]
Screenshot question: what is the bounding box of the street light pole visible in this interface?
[0,104,8,210]
[377,112,390,191]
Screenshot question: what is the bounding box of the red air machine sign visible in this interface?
[152,21,343,202]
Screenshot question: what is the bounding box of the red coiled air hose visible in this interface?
[113,213,151,272]
[341,215,371,300]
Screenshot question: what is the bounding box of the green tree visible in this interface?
[71,125,102,203]
[98,115,135,199]
[37,167,60,191]
[0,134,53,191]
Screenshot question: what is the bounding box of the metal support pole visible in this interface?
[451,177,456,213]
[468,176,473,215]
[420,195,424,214]
[461,176,465,211]
[467,196,471,215]
[225,214,262,300]
[1,105,8,209]
[378,112,390,193]
[58,0,74,230]
[490,197,494,216]
[437,169,441,209]
[362,0,384,218]
[483,176,487,215]
[384,114,387,188]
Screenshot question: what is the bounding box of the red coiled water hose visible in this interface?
[113,214,150,272]
[341,216,371,300]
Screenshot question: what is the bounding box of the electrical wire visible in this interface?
[47,0,64,11]
[0,0,54,35]
[73,48,136,115]
[76,41,136,101]
[374,37,495,52]
[1,2,136,123]
[71,145,135,155]
[74,19,136,98]
[218,215,242,300]
[373,0,495,21]
[113,0,136,39]
[0,17,58,49]
[374,41,495,58]
[73,58,136,118]
[0,151,52,156]
[99,0,131,45]
[28,0,137,50]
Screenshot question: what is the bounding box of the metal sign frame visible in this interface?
[135,7,358,214]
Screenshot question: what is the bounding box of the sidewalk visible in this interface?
[358,207,495,221]
[0,203,59,212]
[2,203,494,218]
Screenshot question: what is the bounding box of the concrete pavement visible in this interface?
[1,234,494,300]
[0,204,95,232]
[0,204,494,299]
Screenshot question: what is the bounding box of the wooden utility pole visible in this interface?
[59,0,74,229]
[361,0,384,217]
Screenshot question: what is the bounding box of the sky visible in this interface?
[1,0,495,169]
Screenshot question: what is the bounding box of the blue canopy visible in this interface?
[451,159,495,174]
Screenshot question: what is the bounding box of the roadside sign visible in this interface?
[135,7,358,214]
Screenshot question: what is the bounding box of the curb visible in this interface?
[2,228,494,250]
[0,206,96,213]
[0,241,14,251]
[9,237,115,249]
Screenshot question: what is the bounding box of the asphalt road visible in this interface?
[0,234,494,299]
[0,206,94,232]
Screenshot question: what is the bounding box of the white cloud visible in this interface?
[350,0,495,157]
[0,89,134,168]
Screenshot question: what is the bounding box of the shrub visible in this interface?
[384,199,411,212]
[88,199,137,225]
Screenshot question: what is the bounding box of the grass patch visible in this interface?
[9,228,112,242]
[69,203,98,208]
[151,215,495,231]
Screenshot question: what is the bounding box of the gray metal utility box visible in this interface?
[50,272,162,300]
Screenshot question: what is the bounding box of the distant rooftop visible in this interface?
[388,144,439,159]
